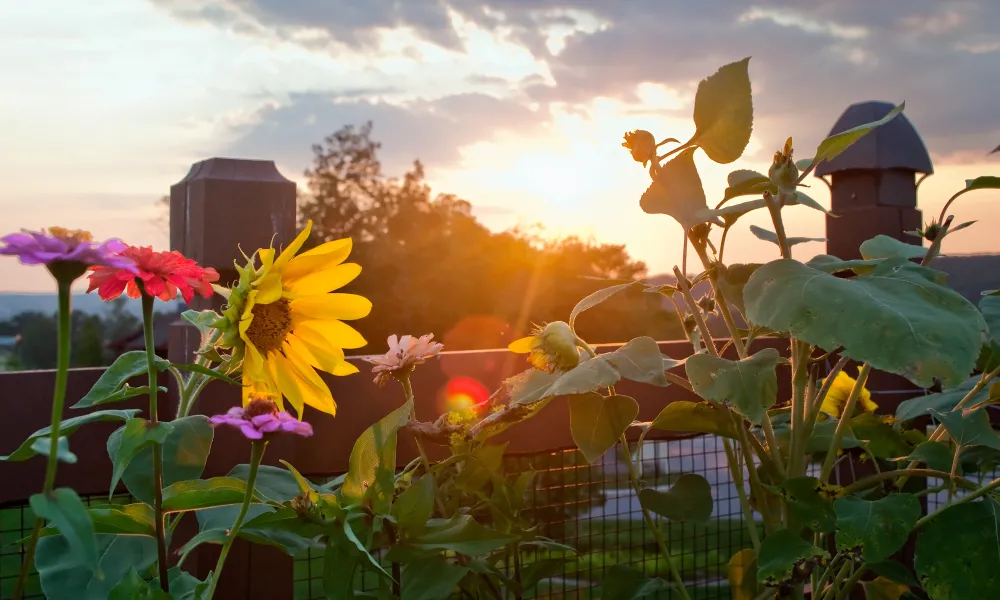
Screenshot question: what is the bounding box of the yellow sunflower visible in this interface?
[216,220,371,418]
[819,370,878,419]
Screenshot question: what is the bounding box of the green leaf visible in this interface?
[638,473,713,523]
[230,463,320,503]
[723,173,775,203]
[773,476,837,533]
[569,281,638,332]
[812,102,904,167]
[896,377,987,423]
[806,255,883,275]
[603,336,673,386]
[835,495,921,562]
[188,507,325,560]
[964,175,1000,192]
[391,475,435,534]
[915,500,1000,599]
[343,519,391,579]
[31,489,99,574]
[688,57,753,164]
[108,568,172,600]
[716,263,760,320]
[749,224,824,247]
[745,257,987,389]
[850,413,915,459]
[155,567,209,600]
[410,515,516,555]
[342,399,412,512]
[36,534,157,600]
[648,400,738,439]
[686,348,779,425]
[728,549,763,600]
[860,235,926,261]
[107,415,213,504]
[639,147,711,230]
[162,476,260,513]
[930,407,1000,451]
[756,529,828,586]
[322,532,359,600]
[170,362,239,385]
[895,441,954,472]
[182,309,220,335]
[507,368,560,404]
[601,564,670,600]
[277,459,316,498]
[30,436,77,464]
[401,555,469,600]
[801,419,861,453]
[108,419,172,497]
[80,503,155,536]
[1,409,140,462]
[548,356,621,397]
[868,560,920,588]
[862,577,911,600]
[568,393,638,464]
[72,350,169,409]
[78,385,166,410]
[789,190,831,215]
[456,442,506,492]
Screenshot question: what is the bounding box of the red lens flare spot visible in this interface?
[444,376,489,414]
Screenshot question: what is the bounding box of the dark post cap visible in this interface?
[815,101,933,176]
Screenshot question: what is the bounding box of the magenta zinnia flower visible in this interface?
[367,334,444,386]
[209,397,314,440]
[0,227,137,281]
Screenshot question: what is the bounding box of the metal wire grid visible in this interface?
[0,494,133,599]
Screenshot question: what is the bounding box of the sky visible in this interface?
[1,0,999,294]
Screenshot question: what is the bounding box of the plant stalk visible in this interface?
[819,365,871,482]
[142,294,170,591]
[399,375,449,517]
[205,440,266,599]
[673,266,718,357]
[915,475,1000,529]
[721,437,761,550]
[13,279,73,600]
[833,565,867,600]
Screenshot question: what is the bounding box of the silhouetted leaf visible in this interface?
[860,235,926,261]
[639,474,713,523]
[811,103,904,167]
[568,393,638,463]
[686,348,779,424]
[688,57,753,164]
[639,148,710,230]
[649,401,738,439]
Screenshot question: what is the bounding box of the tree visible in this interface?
[299,122,682,352]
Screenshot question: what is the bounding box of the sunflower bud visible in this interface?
[291,492,313,518]
[768,137,799,194]
[683,314,698,335]
[697,295,716,315]
[622,130,657,167]
[924,222,941,242]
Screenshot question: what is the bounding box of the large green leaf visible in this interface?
[409,515,516,555]
[30,489,98,574]
[774,477,837,533]
[187,507,324,559]
[895,441,955,472]
[639,147,711,230]
[868,560,920,588]
[728,549,763,600]
[685,348,779,425]
[568,393,638,464]
[1,409,140,461]
[834,495,920,562]
[603,336,673,386]
[42,503,156,537]
[161,476,260,513]
[638,473,713,523]
[756,529,828,586]
[107,415,213,504]
[915,500,1000,599]
[648,400,738,438]
[108,569,171,600]
[895,377,985,422]
[72,350,169,409]
[715,263,761,320]
[688,57,753,164]
[850,413,916,459]
[569,281,638,332]
[507,368,560,404]
[806,255,883,275]
[36,534,157,600]
[30,436,77,464]
[930,406,1000,451]
[859,235,926,261]
[108,419,171,497]
[231,463,321,502]
[548,356,621,397]
[401,555,469,600]
[322,532,359,600]
[391,474,435,535]
[601,564,670,600]
[745,257,987,389]
[723,170,774,202]
[810,103,905,168]
[862,577,911,600]
[342,399,411,512]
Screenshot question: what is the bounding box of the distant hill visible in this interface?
[0,293,179,320]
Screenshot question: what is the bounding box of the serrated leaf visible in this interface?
[31,488,99,574]
[548,356,621,397]
[569,281,638,332]
[930,407,1000,451]
[757,529,828,585]
[72,351,169,409]
[686,348,779,424]
[639,147,710,230]
[638,473,713,523]
[915,500,1000,599]
[342,399,411,513]
[602,336,673,386]
[749,224,824,247]
[813,102,905,167]
[601,564,670,600]
[745,257,987,389]
[860,235,926,261]
[649,400,738,439]
[688,57,753,164]
[1,409,140,462]
[834,494,920,562]
[568,393,638,463]
[30,436,77,464]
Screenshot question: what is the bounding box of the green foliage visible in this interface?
[1,409,140,461]
[342,399,411,512]
[756,529,828,586]
[30,489,99,574]
[639,147,711,229]
[808,103,904,169]
[861,577,911,600]
[72,350,169,408]
[30,436,77,464]
[727,549,762,600]
[108,569,172,600]
[895,376,986,421]
[685,348,779,424]
[601,564,670,600]
[162,477,261,513]
[834,495,920,562]
[391,475,436,535]
[688,57,753,164]
[773,477,836,533]
[638,474,714,523]
[930,406,1000,451]
[400,555,469,600]
[915,501,1000,599]
[406,515,516,555]
[749,224,824,247]
[108,419,171,496]
[648,401,738,439]
[568,393,638,463]
[35,534,157,600]
[859,235,926,261]
[745,257,987,389]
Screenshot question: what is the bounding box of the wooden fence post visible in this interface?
[167,157,297,598]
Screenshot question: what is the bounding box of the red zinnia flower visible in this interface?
[87,246,219,303]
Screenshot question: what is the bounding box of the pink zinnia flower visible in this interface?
[87,245,219,303]
[209,397,313,440]
[367,334,444,386]
[0,227,137,272]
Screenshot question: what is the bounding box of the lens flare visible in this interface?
[444,376,489,414]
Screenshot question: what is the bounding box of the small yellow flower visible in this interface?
[213,220,370,419]
[820,370,878,419]
[622,130,657,167]
[507,321,580,373]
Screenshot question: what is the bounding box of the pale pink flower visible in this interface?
[367,334,444,385]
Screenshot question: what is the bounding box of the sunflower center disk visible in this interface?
[245,298,293,355]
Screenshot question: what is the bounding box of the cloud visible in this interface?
[224,91,549,176]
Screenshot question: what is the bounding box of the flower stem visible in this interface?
[142,293,170,591]
[819,364,871,483]
[13,279,72,600]
[915,475,1000,530]
[398,375,448,516]
[205,441,266,599]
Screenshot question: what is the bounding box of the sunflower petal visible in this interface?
[285,238,352,281]
[281,343,337,416]
[290,293,372,321]
[254,273,283,304]
[273,221,312,271]
[286,264,362,296]
[295,319,367,350]
[290,330,346,369]
[269,352,307,419]
[508,336,536,354]
[333,360,359,376]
